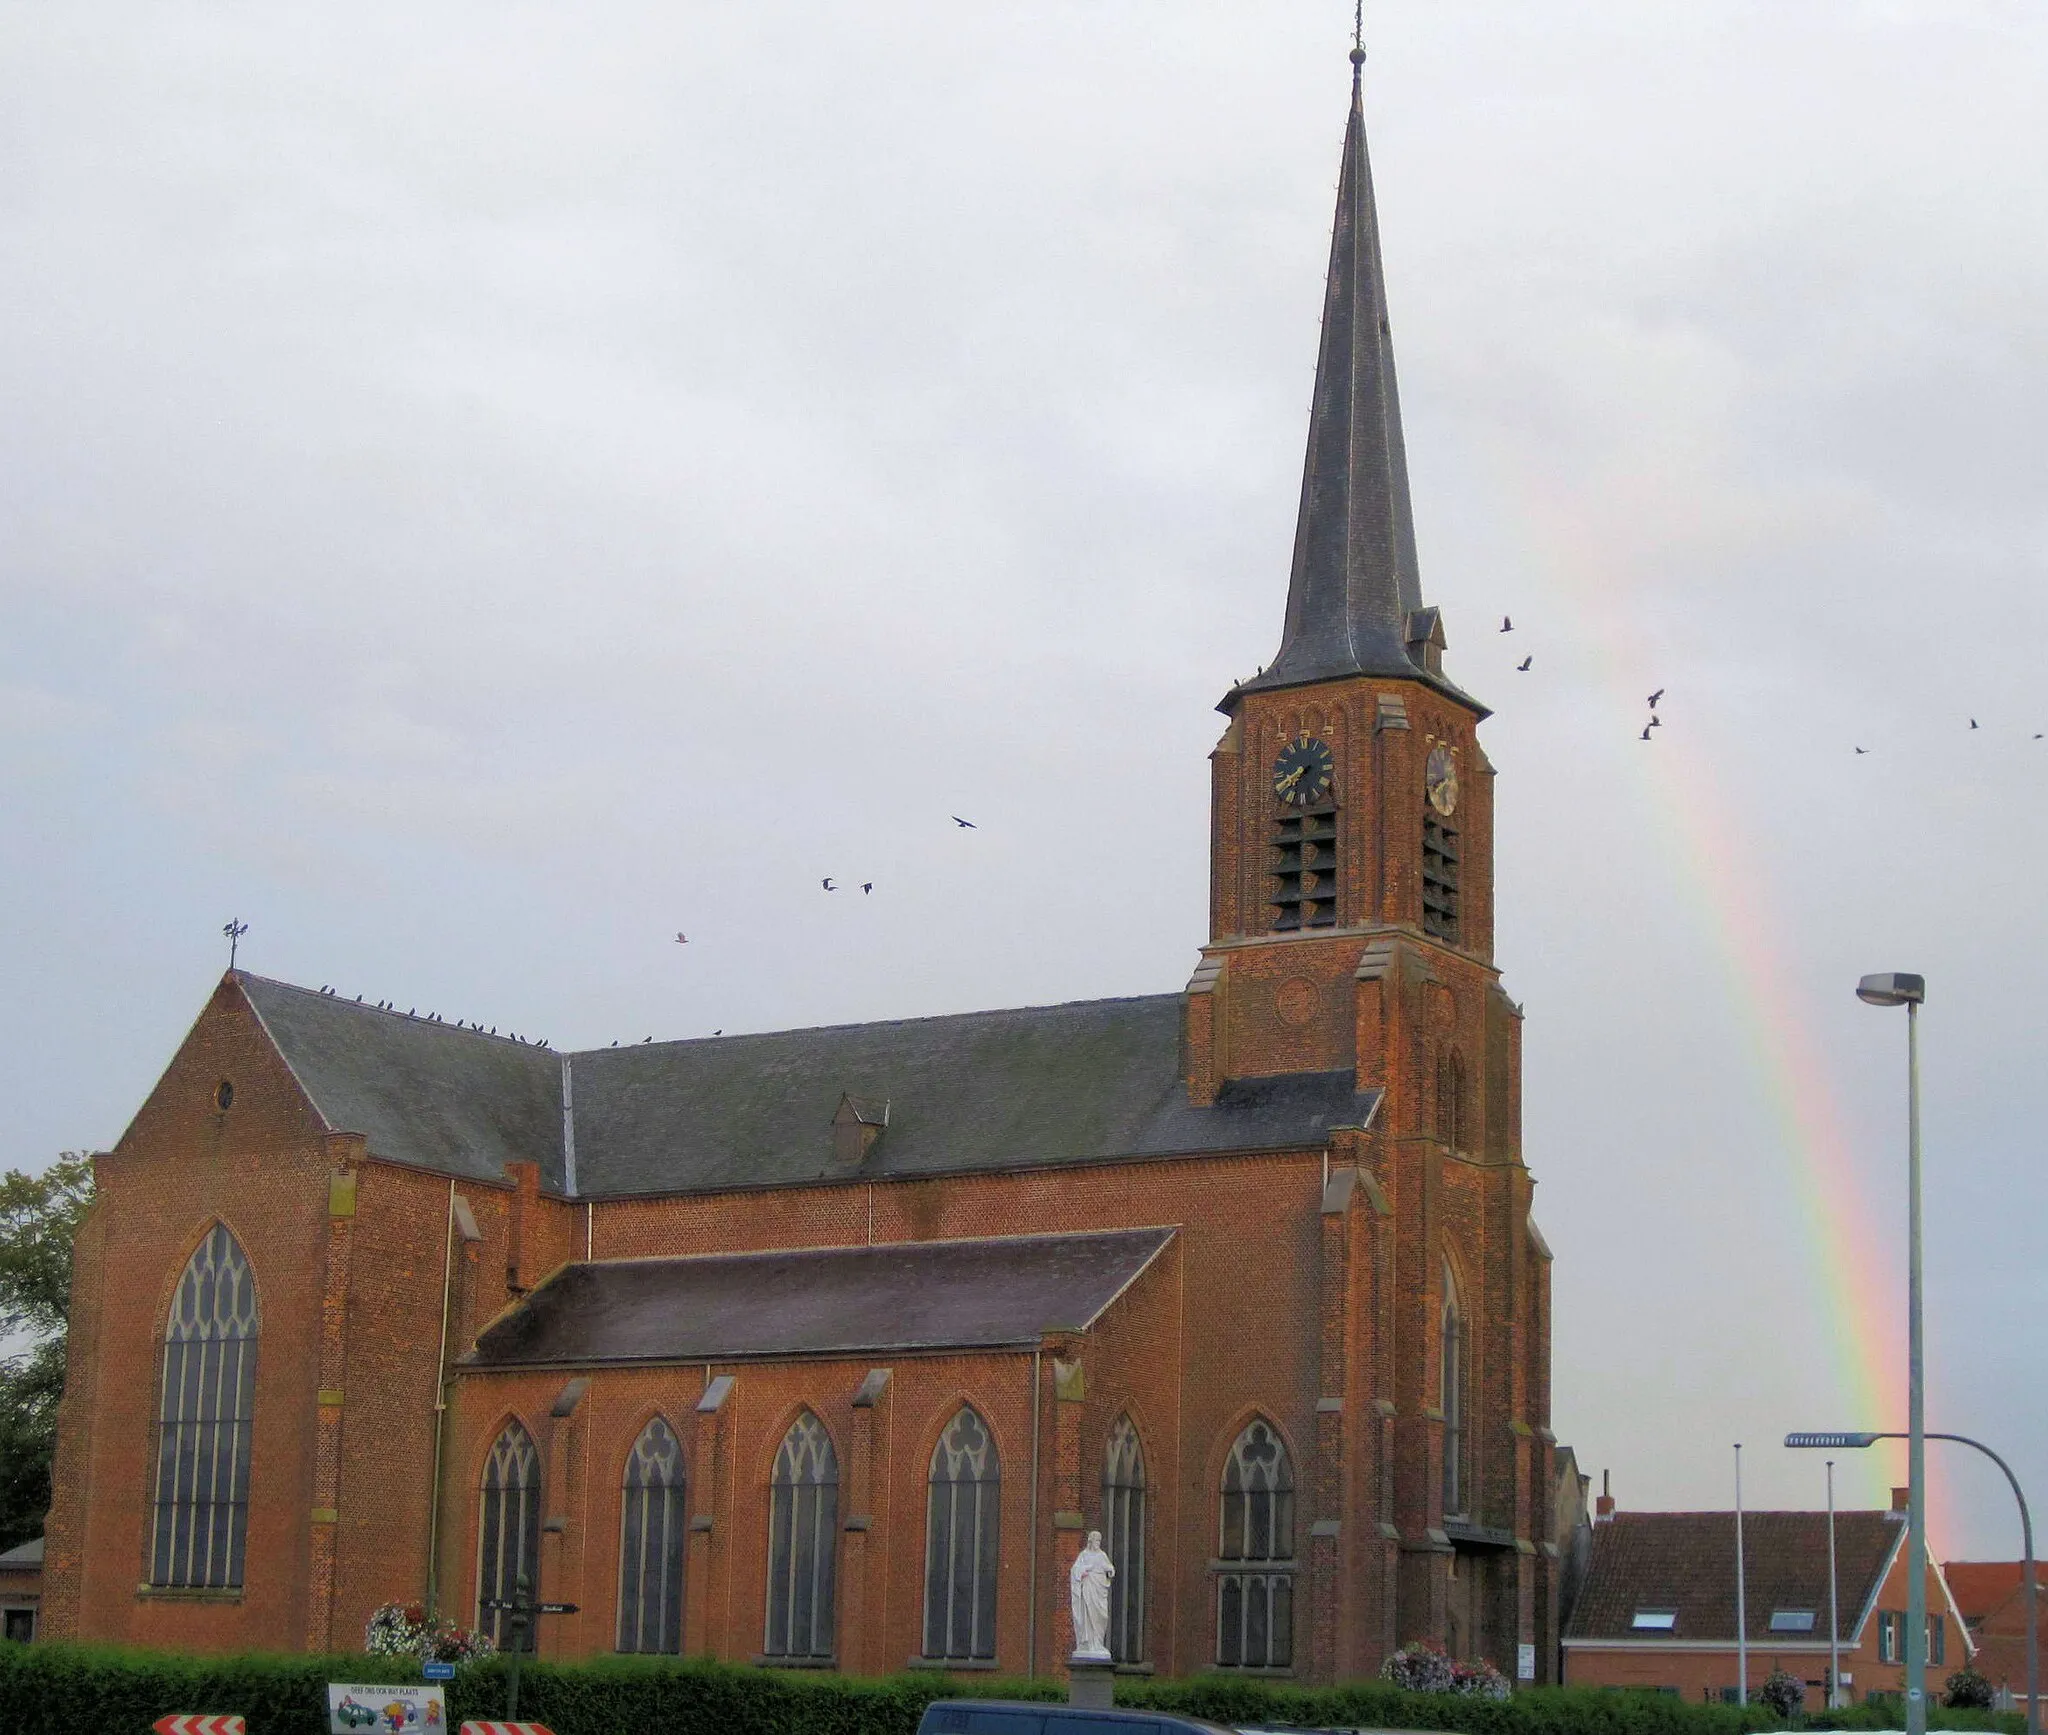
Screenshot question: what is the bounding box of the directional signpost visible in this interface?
[477,1575,579,1720]
[153,1719,246,1735]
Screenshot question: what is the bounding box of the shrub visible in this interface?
[1947,1669,1995,1710]
[1758,1668,1804,1720]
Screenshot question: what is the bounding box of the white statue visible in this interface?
[1069,1529,1115,1661]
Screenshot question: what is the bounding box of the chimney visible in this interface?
[1595,1469,1616,1525]
[1892,1486,1911,1513]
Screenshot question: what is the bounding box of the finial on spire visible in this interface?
[1226,37,1483,717]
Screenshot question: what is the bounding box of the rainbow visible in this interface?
[1494,477,1953,1535]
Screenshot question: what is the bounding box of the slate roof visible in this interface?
[462,1227,1176,1367]
[241,975,565,1187]
[0,1536,42,1568]
[1566,1511,1906,1645]
[233,975,1377,1200]
[1229,63,1479,716]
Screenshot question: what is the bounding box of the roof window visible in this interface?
[1631,1608,1678,1632]
[1769,1609,1817,1633]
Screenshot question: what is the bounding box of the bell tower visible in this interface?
[1181,49,1506,1125]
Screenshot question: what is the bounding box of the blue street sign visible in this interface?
[423,1660,456,1681]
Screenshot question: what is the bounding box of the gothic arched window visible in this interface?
[1216,1418,1294,1669]
[617,1416,686,1654]
[1442,1260,1468,1518]
[149,1224,259,1588]
[1102,1415,1147,1663]
[923,1406,1000,1661]
[764,1412,838,1661]
[477,1421,542,1649]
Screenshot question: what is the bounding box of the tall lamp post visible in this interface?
[1857,970,1927,1735]
[1788,1430,2038,1735]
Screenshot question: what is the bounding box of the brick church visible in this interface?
[43,53,1563,1684]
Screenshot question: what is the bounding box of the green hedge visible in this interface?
[0,1645,2027,1735]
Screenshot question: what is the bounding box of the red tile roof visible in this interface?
[1567,1511,1906,1644]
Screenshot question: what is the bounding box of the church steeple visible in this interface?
[1234,51,1455,706]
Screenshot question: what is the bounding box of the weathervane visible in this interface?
[1354,0,1363,55]
[222,918,248,971]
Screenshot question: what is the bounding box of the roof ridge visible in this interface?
[238,972,557,1051]
[559,1224,1178,1273]
[561,990,1181,1057]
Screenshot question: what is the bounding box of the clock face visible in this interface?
[1272,734,1335,807]
[1425,744,1459,817]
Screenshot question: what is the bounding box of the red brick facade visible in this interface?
[41,637,1556,1681]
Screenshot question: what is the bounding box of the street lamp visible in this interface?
[1787,1430,2038,1735]
[1856,970,1927,1735]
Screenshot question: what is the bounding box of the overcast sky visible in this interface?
[5,1,2046,1559]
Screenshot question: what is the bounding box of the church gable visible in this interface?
[114,973,332,1163]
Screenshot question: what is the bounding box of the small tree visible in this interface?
[0,1154,94,1551]
[1944,1667,1994,1709]
[1758,1667,1805,1721]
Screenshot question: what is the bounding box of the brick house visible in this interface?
[1565,1495,1972,1705]
[1945,1562,2044,1711]
[0,1538,41,1643]
[41,56,1564,1683]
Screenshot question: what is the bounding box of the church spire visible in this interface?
[1234,50,1459,707]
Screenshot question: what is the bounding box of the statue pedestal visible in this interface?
[1067,1656,1114,1709]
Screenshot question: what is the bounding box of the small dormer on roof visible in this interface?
[833,1093,890,1170]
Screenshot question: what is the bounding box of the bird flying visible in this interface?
[1648,688,1664,708]
[1639,725,1653,741]
[1500,616,1513,633]
[1971,718,1980,729]
[1855,746,1868,755]
[862,882,873,894]
[822,878,836,891]
[1648,715,1662,729]
[951,816,976,828]
[675,933,688,944]
[1516,655,1532,672]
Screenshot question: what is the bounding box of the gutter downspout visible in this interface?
[425,1177,457,1617]
[1027,1347,1043,1677]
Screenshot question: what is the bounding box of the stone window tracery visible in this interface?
[617,1416,686,1654]
[1216,1418,1294,1669]
[477,1420,542,1648]
[1102,1415,1147,1664]
[764,1411,838,1661]
[922,1406,1000,1662]
[149,1224,259,1589]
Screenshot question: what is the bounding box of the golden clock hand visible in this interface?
[1275,765,1306,792]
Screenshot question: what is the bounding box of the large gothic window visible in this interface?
[922,1406,1000,1661]
[1102,1416,1147,1664]
[477,1421,542,1649]
[617,1417,686,1654]
[1442,1261,1468,1518]
[1216,1419,1294,1669]
[149,1224,259,1589]
[764,1412,838,1661]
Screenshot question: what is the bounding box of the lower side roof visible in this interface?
[461,1226,1178,1368]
